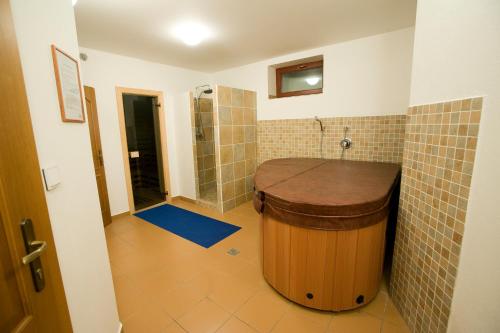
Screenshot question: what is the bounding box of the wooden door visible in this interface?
[84,86,112,226]
[0,0,72,332]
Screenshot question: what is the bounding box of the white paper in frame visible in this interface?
[51,45,85,123]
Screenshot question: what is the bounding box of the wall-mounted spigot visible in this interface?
[340,138,352,149]
[314,116,325,132]
[340,126,352,159]
[315,116,325,158]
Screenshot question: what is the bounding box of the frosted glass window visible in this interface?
[276,60,323,98]
[281,67,323,93]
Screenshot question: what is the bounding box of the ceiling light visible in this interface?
[171,22,213,46]
[305,77,321,86]
[72,0,78,6]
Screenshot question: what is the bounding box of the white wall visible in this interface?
[408,1,500,332]
[10,1,120,332]
[213,28,415,120]
[80,48,210,214]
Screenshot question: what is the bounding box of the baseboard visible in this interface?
[117,321,123,333]
[111,211,130,219]
[170,195,197,204]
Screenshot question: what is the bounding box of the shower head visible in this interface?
[195,84,213,99]
[315,116,325,132]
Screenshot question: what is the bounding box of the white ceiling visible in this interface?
[74,0,416,72]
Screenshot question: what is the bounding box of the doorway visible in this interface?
[116,88,171,212]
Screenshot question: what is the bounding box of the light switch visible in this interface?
[130,151,140,158]
[42,165,61,191]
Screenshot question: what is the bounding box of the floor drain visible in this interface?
[227,248,240,256]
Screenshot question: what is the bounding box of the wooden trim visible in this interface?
[111,211,130,219]
[170,196,197,204]
[276,60,323,98]
[115,87,171,213]
[50,44,85,123]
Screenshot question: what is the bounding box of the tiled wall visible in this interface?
[214,86,257,212]
[257,115,406,164]
[390,98,482,333]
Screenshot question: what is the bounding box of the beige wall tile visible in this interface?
[234,161,245,180]
[244,126,256,143]
[215,86,257,213]
[231,88,243,107]
[243,108,256,125]
[232,107,244,125]
[223,199,235,211]
[243,90,256,108]
[235,195,247,207]
[222,181,235,201]
[245,159,256,176]
[221,164,234,184]
[245,143,256,160]
[220,126,233,145]
[233,126,245,144]
[220,145,234,165]
[219,106,232,125]
[218,86,231,106]
[391,97,482,333]
[234,144,245,162]
[257,115,406,164]
[235,178,246,196]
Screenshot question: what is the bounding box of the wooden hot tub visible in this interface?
[253,158,400,311]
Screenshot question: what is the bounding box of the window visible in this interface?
[275,60,323,98]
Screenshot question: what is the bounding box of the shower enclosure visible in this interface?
[191,85,217,207]
[190,85,257,212]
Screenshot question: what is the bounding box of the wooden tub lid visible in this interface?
[253,158,401,230]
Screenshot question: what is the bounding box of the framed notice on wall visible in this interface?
[51,45,85,123]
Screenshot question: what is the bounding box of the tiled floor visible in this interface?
[199,184,217,206]
[105,199,411,333]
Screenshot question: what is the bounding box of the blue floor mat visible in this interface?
[134,204,241,248]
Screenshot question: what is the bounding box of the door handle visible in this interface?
[22,240,47,265]
[20,219,46,292]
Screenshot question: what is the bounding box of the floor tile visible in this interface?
[122,300,172,333]
[165,321,187,333]
[208,275,260,313]
[360,291,388,319]
[216,317,257,333]
[158,276,212,319]
[178,298,230,333]
[113,275,148,321]
[271,303,332,333]
[235,289,290,333]
[327,311,382,333]
[106,198,409,333]
[383,299,408,327]
[381,321,412,333]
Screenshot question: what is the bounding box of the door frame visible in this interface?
[84,85,112,226]
[115,87,171,213]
